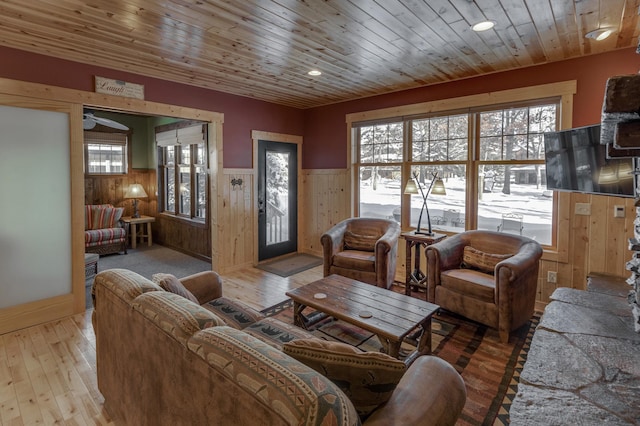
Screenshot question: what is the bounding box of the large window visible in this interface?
[84,131,129,174]
[355,101,558,245]
[157,123,208,222]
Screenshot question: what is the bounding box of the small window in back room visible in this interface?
[84,131,129,174]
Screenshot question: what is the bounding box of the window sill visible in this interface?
[159,212,208,229]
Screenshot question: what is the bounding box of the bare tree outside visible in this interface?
[356,102,557,245]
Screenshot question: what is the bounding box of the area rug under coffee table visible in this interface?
[262,297,538,426]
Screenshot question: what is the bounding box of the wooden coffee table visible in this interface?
[285,274,440,365]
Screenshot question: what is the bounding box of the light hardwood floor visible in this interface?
[0,264,324,425]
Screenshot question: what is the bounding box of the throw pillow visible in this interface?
[152,273,200,304]
[282,339,407,419]
[343,231,378,251]
[461,246,512,274]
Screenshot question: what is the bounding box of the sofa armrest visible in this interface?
[179,271,223,305]
[364,356,466,426]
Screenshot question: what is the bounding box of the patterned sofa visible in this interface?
[84,204,127,255]
[92,269,467,426]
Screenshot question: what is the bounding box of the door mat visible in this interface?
[256,253,323,277]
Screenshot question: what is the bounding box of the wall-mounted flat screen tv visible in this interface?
[543,124,635,198]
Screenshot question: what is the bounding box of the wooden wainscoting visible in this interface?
[85,170,213,261]
[84,170,156,217]
[216,167,634,307]
[153,215,211,261]
[216,168,351,272]
[218,170,255,271]
[537,192,635,302]
[300,169,351,256]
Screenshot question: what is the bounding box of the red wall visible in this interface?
[0,46,303,169]
[303,48,640,169]
[1,46,638,170]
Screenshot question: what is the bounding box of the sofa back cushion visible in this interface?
[132,292,225,345]
[85,204,109,230]
[92,206,124,230]
[188,327,359,425]
[94,268,162,304]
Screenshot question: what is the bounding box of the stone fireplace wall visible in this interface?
[602,74,640,333]
[628,166,640,332]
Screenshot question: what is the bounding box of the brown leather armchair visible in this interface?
[425,230,542,343]
[321,218,401,289]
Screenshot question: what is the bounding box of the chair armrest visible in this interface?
[425,234,466,272]
[374,222,400,288]
[426,235,465,301]
[321,221,349,277]
[495,241,543,282]
[321,221,348,254]
[374,222,401,255]
[364,356,466,426]
[179,270,223,305]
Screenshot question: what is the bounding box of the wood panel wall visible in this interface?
[301,169,351,256]
[218,170,255,271]
[84,170,156,216]
[537,192,635,302]
[84,169,212,261]
[210,168,635,308]
[216,169,351,272]
[154,215,211,261]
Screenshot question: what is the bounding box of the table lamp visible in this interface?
[124,183,148,218]
[404,171,446,235]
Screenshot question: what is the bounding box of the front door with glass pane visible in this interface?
[257,140,297,261]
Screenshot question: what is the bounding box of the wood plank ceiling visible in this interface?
[0,0,638,109]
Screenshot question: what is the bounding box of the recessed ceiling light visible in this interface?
[585,28,613,41]
[308,70,322,76]
[471,20,495,32]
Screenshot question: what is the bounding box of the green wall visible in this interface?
[97,112,182,170]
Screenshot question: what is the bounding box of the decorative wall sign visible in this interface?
[95,76,145,100]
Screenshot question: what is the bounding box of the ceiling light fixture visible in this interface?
[471,20,495,32]
[308,70,322,76]
[585,28,614,41]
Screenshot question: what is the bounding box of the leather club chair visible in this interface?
[425,230,542,343]
[321,218,401,289]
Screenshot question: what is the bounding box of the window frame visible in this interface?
[347,81,576,255]
[83,128,131,176]
[156,121,208,223]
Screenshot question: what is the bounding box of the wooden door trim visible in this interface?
[0,76,224,333]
